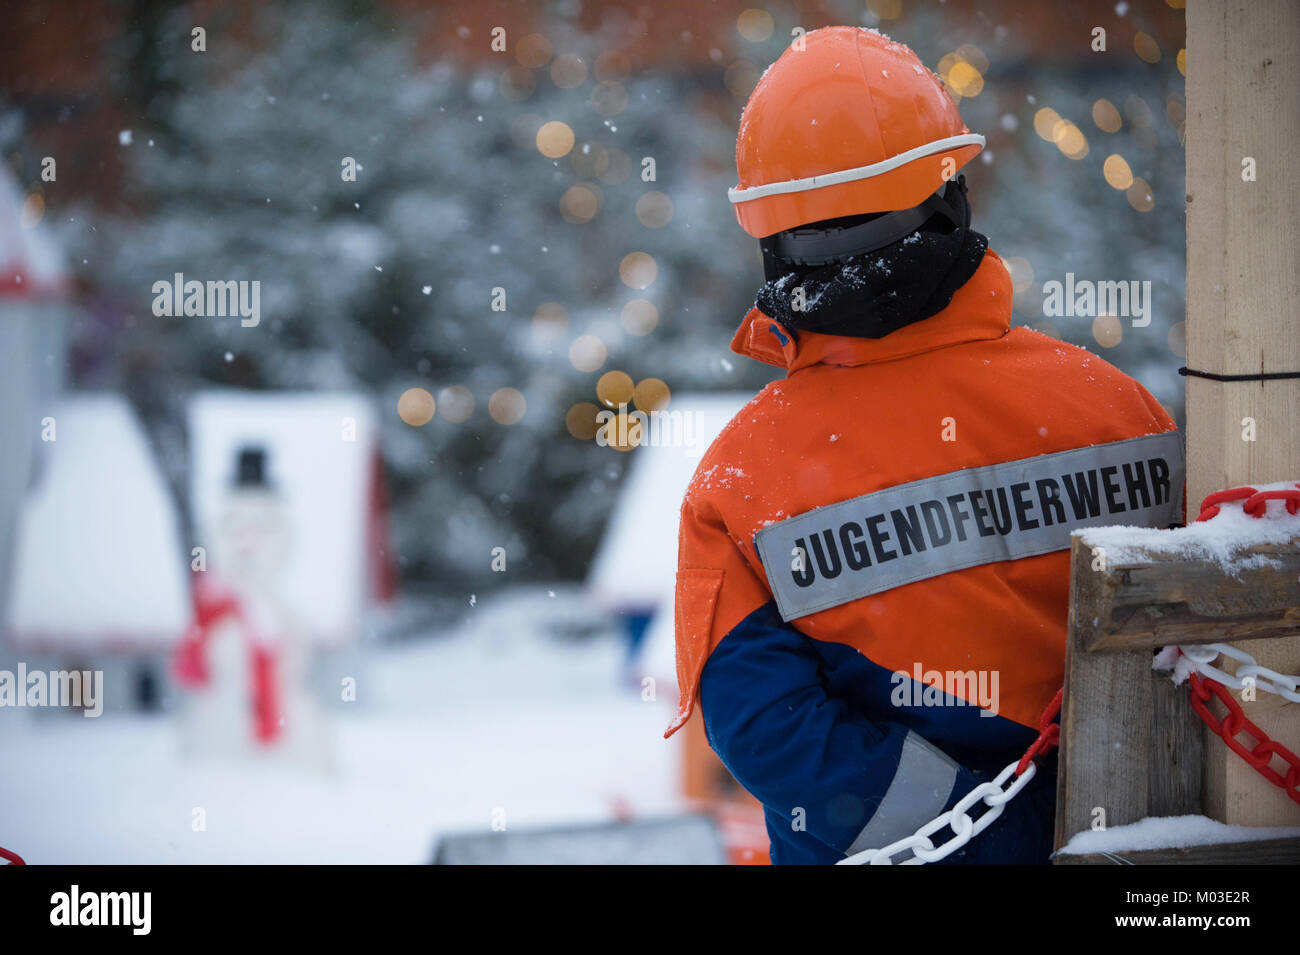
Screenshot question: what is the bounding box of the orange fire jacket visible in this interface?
[668,249,1179,738]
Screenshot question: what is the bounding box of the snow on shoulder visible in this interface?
[1074,480,1300,573]
[1058,814,1300,856]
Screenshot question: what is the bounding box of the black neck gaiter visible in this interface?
[755,187,988,340]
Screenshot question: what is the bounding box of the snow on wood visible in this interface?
[188,390,380,646]
[1074,480,1300,573]
[586,393,751,612]
[5,394,190,650]
[1058,814,1300,855]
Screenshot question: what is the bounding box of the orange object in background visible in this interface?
[681,710,770,865]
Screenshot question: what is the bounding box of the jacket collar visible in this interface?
[729,248,1013,373]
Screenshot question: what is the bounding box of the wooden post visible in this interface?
[1185,0,1300,827]
[1055,535,1300,858]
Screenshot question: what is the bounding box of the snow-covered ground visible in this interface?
[0,591,685,863]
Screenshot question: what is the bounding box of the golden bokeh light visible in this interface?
[633,377,671,413]
[635,191,674,228]
[1177,48,1186,76]
[488,387,527,425]
[1126,177,1155,212]
[596,370,635,408]
[1092,98,1122,133]
[955,43,989,73]
[1054,121,1088,159]
[1134,32,1161,64]
[737,9,775,43]
[1033,107,1063,141]
[397,388,435,426]
[437,385,475,423]
[560,183,602,224]
[565,402,602,440]
[550,54,588,89]
[620,299,659,336]
[619,251,658,289]
[1092,314,1123,349]
[515,34,553,69]
[947,60,984,98]
[569,334,607,373]
[867,0,902,19]
[536,120,575,159]
[1103,153,1134,190]
[600,410,643,452]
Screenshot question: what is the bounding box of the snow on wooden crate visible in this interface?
[1073,479,1300,572]
[188,390,385,647]
[5,393,189,651]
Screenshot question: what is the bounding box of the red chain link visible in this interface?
[0,845,25,865]
[1196,482,1300,521]
[1182,482,1300,806]
[1016,688,1062,776]
[1187,673,1300,805]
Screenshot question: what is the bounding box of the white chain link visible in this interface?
[1177,643,1300,703]
[837,760,1037,865]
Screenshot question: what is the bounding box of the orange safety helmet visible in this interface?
[730,26,984,239]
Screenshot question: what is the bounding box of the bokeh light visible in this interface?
[633,377,671,413]
[1092,313,1123,348]
[515,34,553,69]
[536,121,575,159]
[596,370,635,408]
[397,387,435,426]
[569,334,607,372]
[737,9,775,43]
[619,251,658,289]
[620,299,659,336]
[488,388,526,425]
[551,54,588,89]
[1103,154,1134,190]
[565,402,602,440]
[1092,98,1122,133]
[635,192,674,228]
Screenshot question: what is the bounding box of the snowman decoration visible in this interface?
[174,445,334,772]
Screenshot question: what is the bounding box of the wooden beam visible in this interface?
[1185,0,1300,828]
[1066,536,1300,653]
[1055,836,1300,865]
[1055,542,1154,849]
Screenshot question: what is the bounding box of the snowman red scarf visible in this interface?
[173,575,283,744]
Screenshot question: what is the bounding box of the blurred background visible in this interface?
[0,0,1187,863]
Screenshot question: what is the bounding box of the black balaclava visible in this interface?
[755,176,988,340]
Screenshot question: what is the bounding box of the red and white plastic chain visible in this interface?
[838,690,1061,865]
[1175,482,1300,806]
[842,481,1300,864]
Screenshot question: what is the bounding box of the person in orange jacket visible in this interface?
[666,26,1183,865]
